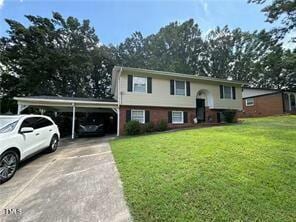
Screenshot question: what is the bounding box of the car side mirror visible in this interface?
[20,127,34,134]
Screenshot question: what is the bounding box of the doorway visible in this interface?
[196,99,205,122]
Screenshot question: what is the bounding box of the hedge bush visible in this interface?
[125,120,142,135]
[144,122,155,133]
[156,119,168,131]
[222,110,237,123]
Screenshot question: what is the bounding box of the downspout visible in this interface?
[71,103,76,139]
[117,67,123,136]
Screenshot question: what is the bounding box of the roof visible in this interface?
[243,86,280,91]
[111,66,246,94]
[243,91,282,99]
[14,96,119,109]
[16,96,117,103]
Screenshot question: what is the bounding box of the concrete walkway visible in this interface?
[0,136,131,222]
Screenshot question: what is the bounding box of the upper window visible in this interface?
[175,80,185,96]
[131,110,145,123]
[133,77,147,93]
[246,98,254,106]
[172,111,184,124]
[223,86,232,99]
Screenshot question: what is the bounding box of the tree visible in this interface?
[249,0,296,41]
[0,12,113,112]
[116,19,204,74]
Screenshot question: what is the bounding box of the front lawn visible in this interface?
[111,116,296,221]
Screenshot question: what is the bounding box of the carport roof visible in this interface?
[14,96,119,110]
[16,96,117,103]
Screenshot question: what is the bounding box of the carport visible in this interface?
[14,96,119,138]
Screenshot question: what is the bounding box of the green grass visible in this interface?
[111,116,296,222]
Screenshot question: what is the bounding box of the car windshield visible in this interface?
[80,117,103,125]
[0,117,20,133]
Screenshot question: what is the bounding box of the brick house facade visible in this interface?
[112,67,244,136]
[239,88,296,118]
[119,106,227,135]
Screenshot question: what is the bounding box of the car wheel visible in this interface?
[0,150,19,184]
[48,135,59,153]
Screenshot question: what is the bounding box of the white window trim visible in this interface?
[131,109,145,124]
[222,85,233,100]
[174,80,186,96]
[172,111,184,124]
[245,98,254,106]
[132,76,147,93]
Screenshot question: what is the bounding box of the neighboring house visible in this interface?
[240,87,296,117]
[14,67,244,137]
[112,67,243,135]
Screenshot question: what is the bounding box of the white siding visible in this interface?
[118,71,242,110]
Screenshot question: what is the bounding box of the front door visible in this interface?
[196,99,205,122]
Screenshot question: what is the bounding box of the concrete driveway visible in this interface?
[0,136,131,222]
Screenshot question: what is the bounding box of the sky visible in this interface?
[0,0,294,49]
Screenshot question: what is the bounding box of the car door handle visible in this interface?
[49,129,52,132]
[36,133,40,136]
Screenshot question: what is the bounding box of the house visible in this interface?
[240,87,296,117]
[14,67,244,137]
[112,67,243,135]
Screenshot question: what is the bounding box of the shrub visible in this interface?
[222,110,237,123]
[156,119,168,131]
[144,122,155,133]
[125,120,142,135]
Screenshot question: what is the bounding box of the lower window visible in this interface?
[172,111,184,124]
[131,110,145,123]
[245,98,254,106]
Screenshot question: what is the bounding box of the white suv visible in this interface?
[0,115,60,184]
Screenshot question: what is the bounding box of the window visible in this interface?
[133,77,147,93]
[246,98,254,106]
[172,111,184,124]
[223,86,232,99]
[175,80,185,96]
[21,117,40,129]
[131,110,145,123]
[35,118,53,129]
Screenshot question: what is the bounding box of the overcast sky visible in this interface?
[0,0,294,49]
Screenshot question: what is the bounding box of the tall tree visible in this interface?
[116,19,204,74]
[0,12,113,101]
[249,0,296,41]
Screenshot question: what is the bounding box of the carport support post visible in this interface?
[117,108,120,136]
[72,103,76,139]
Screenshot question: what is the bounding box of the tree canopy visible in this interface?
[0,12,114,100]
[249,0,296,42]
[0,12,295,113]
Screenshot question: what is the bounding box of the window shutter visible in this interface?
[126,110,131,122]
[168,111,172,123]
[147,77,152,93]
[232,86,236,99]
[183,112,188,123]
[128,75,133,92]
[170,80,175,95]
[186,81,190,96]
[219,85,224,99]
[145,110,150,123]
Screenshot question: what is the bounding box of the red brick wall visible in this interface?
[239,93,284,117]
[119,106,222,135]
